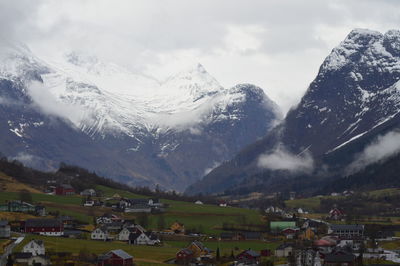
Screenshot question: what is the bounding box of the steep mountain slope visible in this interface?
[0,45,281,190]
[187,29,400,195]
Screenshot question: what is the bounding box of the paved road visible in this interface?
[0,235,24,266]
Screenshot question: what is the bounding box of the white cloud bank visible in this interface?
[26,81,84,125]
[257,146,314,174]
[347,130,400,174]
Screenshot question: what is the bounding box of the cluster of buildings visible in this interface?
[116,198,165,213]
[13,239,50,266]
[12,239,135,266]
[0,200,46,216]
[91,213,161,245]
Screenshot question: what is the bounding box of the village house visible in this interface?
[176,248,194,264]
[97,249,134,266]
[83,198,95,207]
[91,227,110,241]
[239,231,263,241]
[236,249,261,264]
[328,224,364,239]
[96,213,123,224]
[14,253,50,266]
[117,225,145,241]
[328,207,345,220]
[323,253,356,266]
[0,220,11,238]
[176,241,211,264]
[282,227,300,239]
[124,203,152,213]
[104,221,124,233]
[55,184,75,195]
[218,200,227,207]
[0,201,45,216]
[313,239,337,253]
[128,231,160,245]
[275,243,295,257]
[186,241,211,258]
[220,232,238,241]
[23,239,45,256]
[170,221,185,234]
[299,227,316,241]
[270,221,297,233]
[24,218,64,236]
[80,188,96,196]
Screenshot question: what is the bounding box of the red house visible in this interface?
[328,208,345,220]
[236,249,261,264]
[176,248,194,264]
[24,219,64,236]
[55,184,75,196]
[97,249,133,266]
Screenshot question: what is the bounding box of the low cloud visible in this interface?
[258,146,314,174]
[346,130,400,174]
[26,81,84,125]
[204,161,221,176]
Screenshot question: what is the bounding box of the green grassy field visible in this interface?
[96,185,265,235]
[16,234,176,265]
[165,240,280,255]
[0,184,265,236]
[15,235,282,265]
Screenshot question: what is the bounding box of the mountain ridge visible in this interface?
[0,43,281,191]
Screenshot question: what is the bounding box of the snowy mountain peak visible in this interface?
[321,29,400,74]
[161,63,223,99]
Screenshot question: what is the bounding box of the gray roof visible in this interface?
[108,249,133,260]
[330,224,364,231]
[0,220,9,226]
[324,254,355,262]
[25,219,62,227]
[243,249,260,257]
[14,252,33,259]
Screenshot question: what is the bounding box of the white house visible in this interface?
[23,240,45,256]
[91,227,110,241]
[117,225,146,241]
[83,200,95,207]
[80,189,96,196]
[129,232,160,245]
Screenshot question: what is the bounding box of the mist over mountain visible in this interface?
[0,44,281,191]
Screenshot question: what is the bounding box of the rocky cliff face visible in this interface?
[187,29,400,195]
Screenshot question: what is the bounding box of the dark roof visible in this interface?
[324,254,356,262]
[220,232,235,238]
[177,248,193,255]
[241,232,262,239]
[241,249,260,257]
[108,249,133,260]
[0,220,9,226]
[25,219,62,227]
[59,184,74,189]
[129,232,142,241]
[330,224,364,231]
[14,252,33,259]
[276,243,295,250]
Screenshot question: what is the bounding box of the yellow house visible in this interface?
[299,227,315,240]
[170,221,185,234]
[187,241,210,258]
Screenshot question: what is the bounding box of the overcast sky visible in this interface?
[1,0,400,113]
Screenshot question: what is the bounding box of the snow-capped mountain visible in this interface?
[0,44,281,190]
[187,29,400,195]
